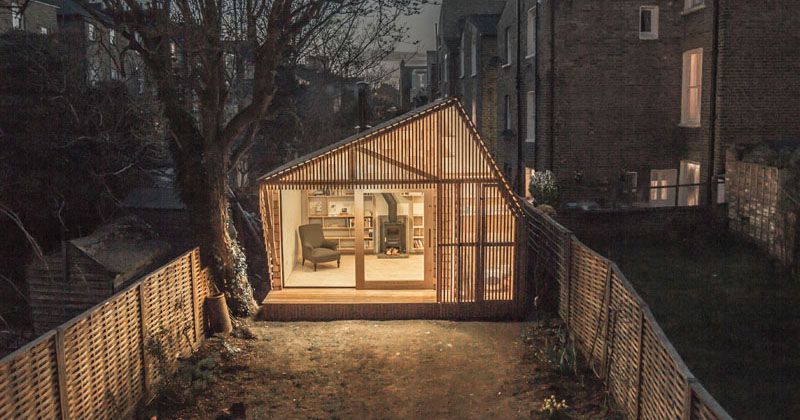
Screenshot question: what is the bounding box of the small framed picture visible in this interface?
[341,207,349,214]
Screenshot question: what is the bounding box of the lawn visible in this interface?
[590,233,800,420]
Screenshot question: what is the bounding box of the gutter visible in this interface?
[707,0,721,207]
[516,0,525,194]
[549,0,556,172]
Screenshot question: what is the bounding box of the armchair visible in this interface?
[298,224,341,271]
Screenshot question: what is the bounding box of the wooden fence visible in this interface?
[0,248,213,419]
[522,202,732,420]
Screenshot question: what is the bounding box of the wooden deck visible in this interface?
[258,288,522,321]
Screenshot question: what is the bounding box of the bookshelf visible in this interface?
[306,190,374,253]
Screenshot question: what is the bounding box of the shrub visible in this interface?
[529,170,560,206]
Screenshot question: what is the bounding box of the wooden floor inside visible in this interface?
[263,288,436,304]
[259,288,520,321]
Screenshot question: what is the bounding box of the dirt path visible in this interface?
[152,320,611,419]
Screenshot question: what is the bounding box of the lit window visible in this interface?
[470,32,477,76]
[684,0,705,11]
[678,160,701,206]
[109,29,116,45]
[681,49,703,127]
[40,27,48,35]
[526,8,536,58]
[504,95,511,131]
[11,2,23,29]
[639,6,659,40]
[504,27,512,65]
[87,24,96,41]
[525,91,535,142]
[649,169,677,207]
[459,32,465,78]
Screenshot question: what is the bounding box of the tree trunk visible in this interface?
[174,139,257,317]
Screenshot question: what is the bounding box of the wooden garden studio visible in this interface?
[258,99,527,320]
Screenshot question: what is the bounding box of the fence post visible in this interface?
[600,261,613,379]
[634,308,644,420]
[138,283,152,398]
[55,328,70,420]
[563,231,573,328]
[189,250,201,345]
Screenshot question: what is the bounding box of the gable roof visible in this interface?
[258,98,521,215]
[260,99,453,181]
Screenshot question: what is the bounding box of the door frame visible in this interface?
[355,187,435,290]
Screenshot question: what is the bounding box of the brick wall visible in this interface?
[716,1,800,169]
[726,149,798,269]
[460,17,499,152]
[495,0,518,184]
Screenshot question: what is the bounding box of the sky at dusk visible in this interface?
[395,2,441,53]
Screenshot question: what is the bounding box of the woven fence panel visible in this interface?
[639,320,686,420]
[605,269,641,418]
[0,332,61,419]
[568,239,609,363]
[141,253,196,385]
[62,286,143,419]
[520,203,570,318]
[521,205,732,419]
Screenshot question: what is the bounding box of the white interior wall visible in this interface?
[281,190,303,281]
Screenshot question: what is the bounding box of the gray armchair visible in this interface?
[298,224,341,271]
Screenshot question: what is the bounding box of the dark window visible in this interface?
[640,9,652,33]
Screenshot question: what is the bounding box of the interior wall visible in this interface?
[281,190,304,281]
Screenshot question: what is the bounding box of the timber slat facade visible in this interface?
[258,98,527,318]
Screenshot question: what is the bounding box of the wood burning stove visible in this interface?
[378,193,408,258]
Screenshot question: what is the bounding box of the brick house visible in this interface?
[57,0,147,92]
[0,0,59,34]
[435,0,506,99]
[492,0,800,208]
[459,15,501,153]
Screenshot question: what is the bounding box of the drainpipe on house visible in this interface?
[707,0,721,209]
[549,0,556,173]
[515,0,525,195]
[533,1,540,174]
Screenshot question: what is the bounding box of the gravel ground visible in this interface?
[146,319,615,419]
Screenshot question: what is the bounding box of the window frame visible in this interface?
[526,8,536,58]
[87,24,98,41]
[683,0,705,13]
[11,1,23,30]
[459,32,465,78]
[503,26,512,67]
[525,91,535,143]
[639,6,659,40]
[681,48,703,127]
[649,169,678,207]
[470,32,477,76]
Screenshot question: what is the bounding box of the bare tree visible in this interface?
[74,0,427,315]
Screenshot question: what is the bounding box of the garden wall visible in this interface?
[555,206,718,245]
[726,150,798,270]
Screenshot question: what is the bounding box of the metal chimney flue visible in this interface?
[356,81,369,133]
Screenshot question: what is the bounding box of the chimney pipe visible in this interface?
[356,81,369,132]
